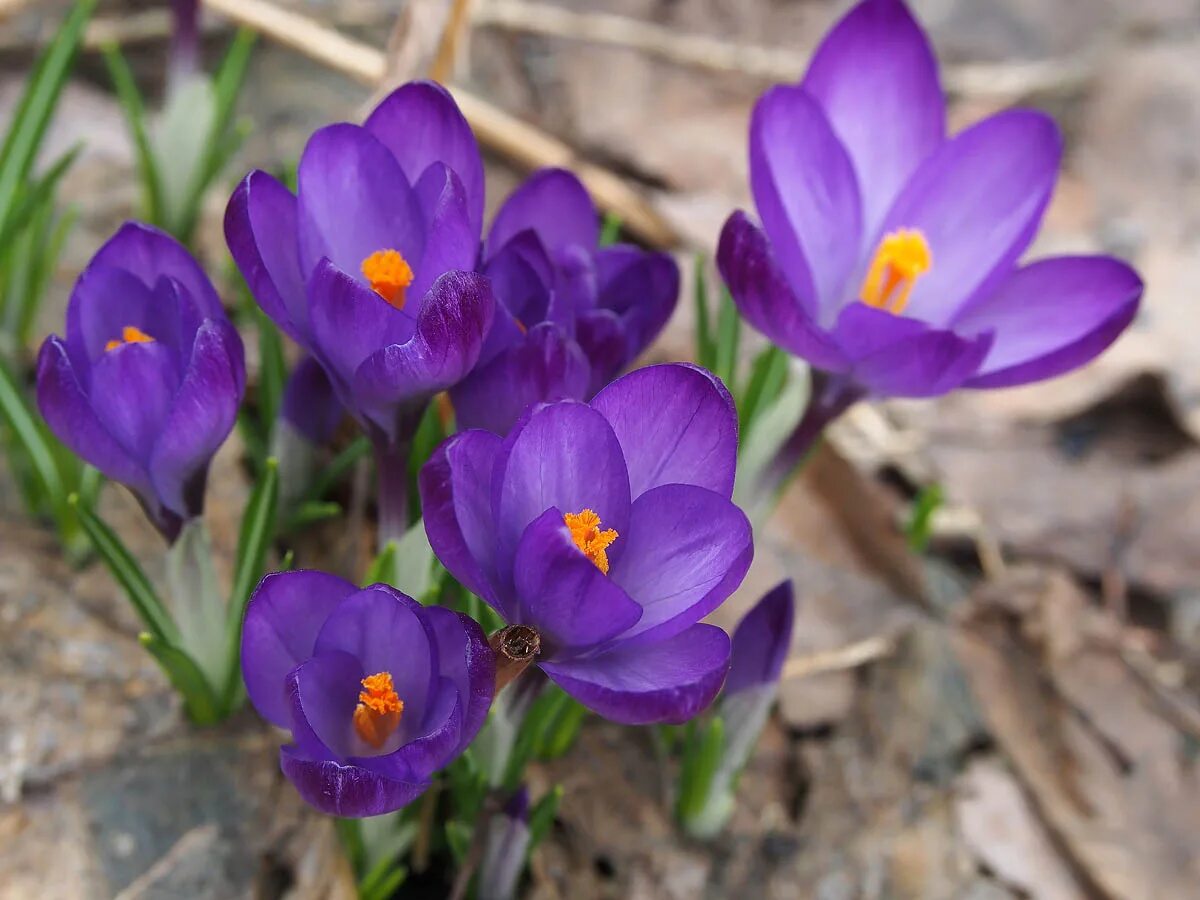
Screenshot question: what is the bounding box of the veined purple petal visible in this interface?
[364,80,485,239]
[590,363,739,499]
[241,569,359,728]
[296,124,424,281]
[35,337,149,494]
[450,323,590,436]
[875,109,1062,325]
[802,0,944,239]
[282,356,343,445]
[287,649,364,760]
[543,623,731,725]
[409,164,478,302]
[492,401,632,584]
[419,429,506,612]
[421,606,495,754]
[225,170,308,343]
[88,341,181,466]
[717,212,847,371]
[513,509,643,655]
[280,745,429,817]
[482,232,555,336]
[595,245,679,360]
[725,580,795,696]
[608,484,752,648]
[956,255,1143,388]
[750,85,862,318]
[149,318,244,518]
[487,168,599,260]
[66,268,185,372]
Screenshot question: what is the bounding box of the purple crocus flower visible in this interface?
[36,222,245,541]
[280,356,344,446]
[450,168,679,435]
[225,80,494,539]
[718,0,1143,468]
[725,579,794,699]
[421,362,753,724]
[240,571,494,817]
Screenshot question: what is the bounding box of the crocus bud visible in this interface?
[36,222,245,541]
[478,787,531,900]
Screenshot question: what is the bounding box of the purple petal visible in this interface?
[725,580,795,695]
[835,303,991,397]
[307,258,416,394]
[352,271,495,443]
[408,164,478,302]
[225,170,308,342]
[240,569,359,728]
[482,232,554,335]
[282,356,344,445]
[595,245,679,358]
[296,124,424,280]
[956,256,1143,388]
[876,109,1062,324]
[149,318,245,517]
[487,168,599,259]
[492,401,631,583]
[88,341,181,466]
[513,509,643,654]
[750,85,862,317]
[590,363,739,499]
[83,221,223,319]
[450,323,590,435]
[287,649,364,760]
[609,484,752,647]
[364,80,485,239]
[35,337,148,493]
[280,745,429,817]
[313,585,436,730]
[717,212,847,371]
[421,606,495,753]
[66,268,187,373]
[419,429,506,612]
[542,623,731,725]
[574,309,628,396]
[802,0,944,238]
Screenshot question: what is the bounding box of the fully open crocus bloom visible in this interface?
[450,168,679,435]
[422,363,753,724]
[241,571,494,817]
[37,222,245,541]
[225,81,494,538]
[718,0,1142,416]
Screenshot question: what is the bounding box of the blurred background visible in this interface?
[2,0,1199,897]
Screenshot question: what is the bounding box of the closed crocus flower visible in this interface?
[240,571,494,817]
[450,168,678,435]
[36,222,245,541]
[225,81,494,538]
[718,0,1142,428]
[422,363,753,724]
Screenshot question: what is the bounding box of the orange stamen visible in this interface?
[858,229,932,315]
[352,671,404,748]
[361,249,414,310]
[564,509,619,575]
[105,325,156,352]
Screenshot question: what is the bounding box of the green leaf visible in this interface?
[905,482,944,553]
[0,0,95,239]
[255,310,286,442]
[308,434,370,502]
[138,632,222,725]
[693,255,715,370]
[0,358,63,517]
[288,500,341,529]
[536,694,588,760]
[675,717,725,823]
[0,143,80,254]
[17,200,77,345]
[102,43,165,227]
[526,785,562,857]
[360,864,407,900]
[738,344,789,435]
[209,28,256,152]
[334,818,366,875]
[71,495,178,643]
[363,540,397,588]
[713,285,741,396]
[445,820,473,864]
[599,211,622,246]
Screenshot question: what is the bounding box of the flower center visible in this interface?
[104,325,155,352]
[361,248,414,310]
[352,670,404,749]
[564,508,618,575]
[858,229,932,315]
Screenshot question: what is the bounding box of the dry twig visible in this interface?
[783,635,894,681]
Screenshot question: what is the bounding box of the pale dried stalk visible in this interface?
[783,634,894,681]
[199,0,679,248]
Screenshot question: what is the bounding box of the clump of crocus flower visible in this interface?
[226,80,494,541]
[36,222,245,541]
[450,167,679,435]
[718,0,1143,485]
[422,362,753,723]
[241,571,494,816]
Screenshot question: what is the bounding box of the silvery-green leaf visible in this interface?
[734,360,810,526]
[151,74,216,233]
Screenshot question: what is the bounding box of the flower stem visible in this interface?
[761,374,863,499]
[372,439,411,552]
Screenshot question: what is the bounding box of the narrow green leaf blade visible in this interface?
[138,632,222,724]
[714,286,741,396]
[676,717,726,822]
[527,785,563,856]
[738,344,789,434]
[0,359,66,518]
[693,254,715,370]
[102,43,165,227]
[599,211,622,246]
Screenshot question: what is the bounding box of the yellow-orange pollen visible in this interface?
[104,325,155,352]
[858,229,932,316]
[361,249,415,310]
[352,671,404,749]
[564,509,619,575]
